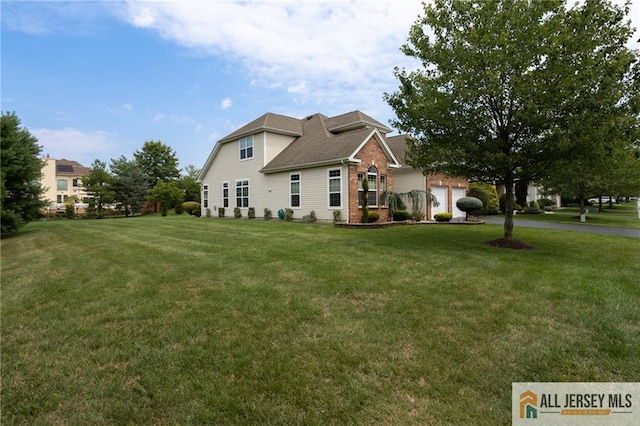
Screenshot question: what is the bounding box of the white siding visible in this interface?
[263,132,296,165]
[200,133,346,221]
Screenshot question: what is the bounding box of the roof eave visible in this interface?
[261,157,360,174]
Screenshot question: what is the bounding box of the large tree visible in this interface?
[385,0,638,241]
[134,140,180,186]
[1,112,46,233]
[110,156,149,216]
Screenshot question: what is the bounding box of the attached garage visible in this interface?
[430,185,448,220]
[452,187,467,218]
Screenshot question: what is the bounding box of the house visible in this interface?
[386,135,468,220]
[198,111,468,223]
[40,157,91,211]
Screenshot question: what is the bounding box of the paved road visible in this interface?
[482,217,640,238]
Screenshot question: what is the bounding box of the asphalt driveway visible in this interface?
[482,217,640,238]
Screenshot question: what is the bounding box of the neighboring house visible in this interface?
[41,157,91,210]
[198,111,468,223]
[495,183,562,208]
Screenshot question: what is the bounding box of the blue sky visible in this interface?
[2,1,639,173]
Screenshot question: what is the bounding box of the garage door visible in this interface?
[430,186,448,220]
[452,187,467,218]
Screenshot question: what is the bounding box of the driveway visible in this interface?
[482,217,640,238]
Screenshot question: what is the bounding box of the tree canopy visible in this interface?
[385,0,638,241]
[1,112,46,233]
[82,159,115,218]
[134,140,181,185]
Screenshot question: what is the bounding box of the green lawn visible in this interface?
[2,216,639,425]
[491,201,640,229]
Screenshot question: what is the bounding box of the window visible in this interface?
[57,179,68,191]
[222,182,229,208]
[368,166,378,207]
[56,194,68,203]
[290,173,301,208]
[239,136,253,160]
[380,175,387,206]
[328,169,341,207]
[72,178,79,187]
[358,172,365,206]
[203,185,209,209]
[235,180,249,208]
[358,167,378,207]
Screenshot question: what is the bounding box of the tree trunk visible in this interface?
[504,175,515,240]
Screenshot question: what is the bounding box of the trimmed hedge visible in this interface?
[434,212,452,222]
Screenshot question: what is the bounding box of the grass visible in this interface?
[2,215,639,425]
[488,201,640,229]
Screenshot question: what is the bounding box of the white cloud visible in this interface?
[153,113,166,122]
[220,98,232,110]
[108,103,134,115]
[118,1,423,111]
[31,128,120,166]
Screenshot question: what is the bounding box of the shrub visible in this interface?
[248,207,256,219]
[469,182,500,214]
[65,203,75,219]
[309,210,317,223]
[514,203,523,211]
[175,203,185,215]
[161,205,169,216]
[206,208,211,218]
[412,210,424,221]
[393,210,411,221]
[360,206,369,223]
[284,208,294,221]
[182,201,201,216]
[234,207,242,218]
[264,208,272,220]
[367,211,380,223]
[543,205,553,212]
[523,201,541,214]
[537,198,554,208]
[218,207,225,218]
[468,186,490,212]
[434,212,452,222]
[332,210,341,223]
[456,197,483,219]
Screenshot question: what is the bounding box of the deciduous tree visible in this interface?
[134,140,180,186]
[385,0,637,241]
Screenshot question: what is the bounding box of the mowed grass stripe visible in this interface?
[2,216,639,425]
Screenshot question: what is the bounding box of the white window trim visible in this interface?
[290,172,301,209]
[327,168,342,209]
[239,135,254,161]
[222,181,229,209]
[368,165,378,208]
[235,179,250,208]
[203,184,209,209]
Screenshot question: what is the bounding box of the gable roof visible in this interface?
[198,110,399,180]
[219,113,303,143]
[260,113,399,173]
[385,134,412,166]
[56,159,91,176]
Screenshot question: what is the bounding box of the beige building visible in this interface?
[41,157,91,209]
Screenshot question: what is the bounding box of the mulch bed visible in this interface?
[484,238,535,250]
